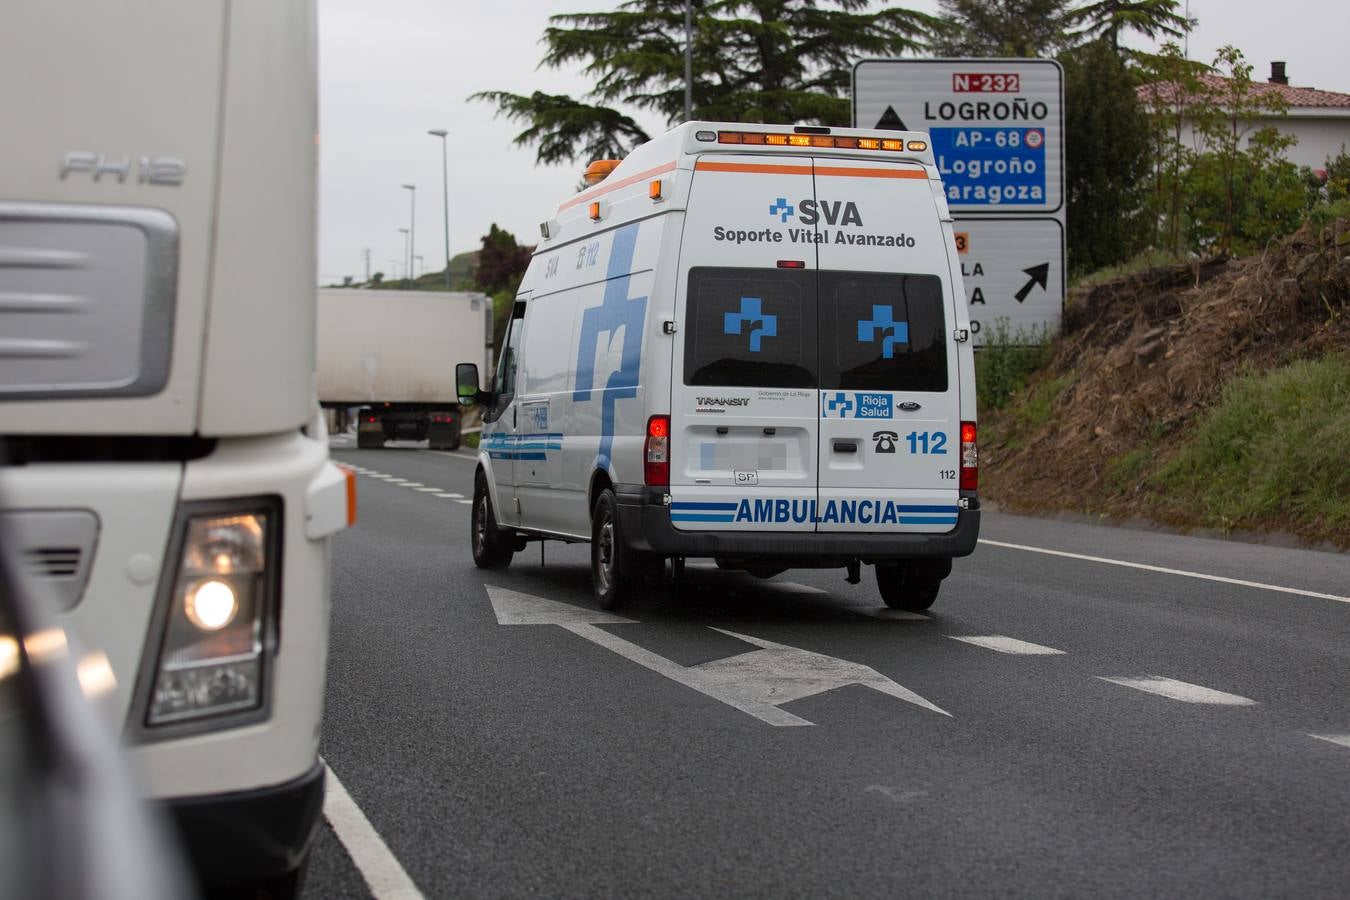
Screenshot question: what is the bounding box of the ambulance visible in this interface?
[458,122,979,611]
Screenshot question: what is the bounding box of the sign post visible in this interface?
[853,59,1065,343]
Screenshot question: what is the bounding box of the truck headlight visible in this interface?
[144,502,279,729]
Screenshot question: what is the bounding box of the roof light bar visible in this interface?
[715,131,926,153]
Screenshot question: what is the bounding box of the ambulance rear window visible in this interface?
[684,267,816,388]
[819,271,947,393]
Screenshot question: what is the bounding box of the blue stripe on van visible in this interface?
[671,501,739,511]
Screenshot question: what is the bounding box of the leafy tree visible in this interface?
[473,0,936,166]
[1066,0,1191,52]
[474,224,534,296]
[1137,41,1208,250]
[371,271,384,285]
[931,0,1073,57]
[1061,38,1150,274]
[1186,46,1297,253]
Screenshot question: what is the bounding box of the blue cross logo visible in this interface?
[857,305,909,359]
[724,297,777,353]
[825,392,853,417]
[768,197,794,223]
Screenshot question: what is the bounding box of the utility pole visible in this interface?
[397,229,409,289]
[401,183,416,290]
[428,129,451,292]
[362,247,371,282]
[683,0,693,121]
[414,255,424,279]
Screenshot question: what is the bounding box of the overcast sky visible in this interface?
[317,0,1348,283]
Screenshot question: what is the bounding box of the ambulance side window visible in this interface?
[819,272,948,393]
[487,301,526,422]
[684,267,816,388]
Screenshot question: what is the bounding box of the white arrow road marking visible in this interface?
[950,635,1066,655]
[486,586,949,726]
[1097,676,1257,706]
[1309,734,1350,751]
[323,762,425,899]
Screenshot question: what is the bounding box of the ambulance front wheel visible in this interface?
[591,488,636,610]
[471,473,514,569]
[875,564,942,611]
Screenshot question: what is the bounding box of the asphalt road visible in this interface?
[306,437,1350,899]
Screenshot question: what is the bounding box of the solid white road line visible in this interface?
[1309,734,1350,751]
[979,538,1350,605]
[1097,675,1257,706]
[949,635,1066,655]
[423,450,478,462]
[323,763,425,900]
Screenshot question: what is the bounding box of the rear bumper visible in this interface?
[616,485,980,562]
[164,759,324,886]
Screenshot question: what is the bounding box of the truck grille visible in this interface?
[0,510,99,611]
[0,202,177,400]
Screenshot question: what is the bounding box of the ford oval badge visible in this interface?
[898,401,922,412]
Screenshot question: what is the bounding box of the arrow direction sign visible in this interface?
[1014,262,1049,304]
[486,586,949,727]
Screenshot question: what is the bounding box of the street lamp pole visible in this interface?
[427,129,451,292]
[397,228,409,289]
[401,183,416,288]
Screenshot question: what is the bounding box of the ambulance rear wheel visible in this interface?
[875,565,941,611]
[471,474,514,569]
[591,489,634,610]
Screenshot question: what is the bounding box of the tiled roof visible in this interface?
[1138,74,1350,109]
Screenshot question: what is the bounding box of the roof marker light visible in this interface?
[695,130,716,142]
[907,140,928,152]
[588,201,601,221]
[649,179,663,201]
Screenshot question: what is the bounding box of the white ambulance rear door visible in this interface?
[669,156,819,532]
[813,160,961,534]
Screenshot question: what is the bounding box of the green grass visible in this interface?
[975,319,1053,413]
[1153,353,1350,533]
[1070,248,1188,290]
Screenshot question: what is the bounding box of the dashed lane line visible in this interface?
[950,635,1066,655]
[400,482,424,487]
[413,487,443,492]
[323,762,425,899]
[453,498,472,505]
[1309,734,1350,751]
[979,538,1350,605]
[434,493,464,499]
[1097,675,1257,706]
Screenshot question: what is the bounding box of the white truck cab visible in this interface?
[0,1,349,896]
[459,122,978,611]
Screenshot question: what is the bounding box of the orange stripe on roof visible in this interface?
[816,166,927,179]
[558,160,678,212]
[694,161,813,175]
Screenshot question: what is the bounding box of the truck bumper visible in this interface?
[164,760,324,886]
[616,485,980,562]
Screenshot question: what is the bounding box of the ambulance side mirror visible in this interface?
[456,363,484,405]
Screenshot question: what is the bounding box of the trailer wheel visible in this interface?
[471,474,514,569]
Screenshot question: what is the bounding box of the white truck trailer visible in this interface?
[317,288,492,449]
[0,1,351,896]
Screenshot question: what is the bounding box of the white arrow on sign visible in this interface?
[486,586,949,727]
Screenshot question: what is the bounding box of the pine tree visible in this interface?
[932,0,1074,57]
[1066,1,1192,52]
[474,0,936,166]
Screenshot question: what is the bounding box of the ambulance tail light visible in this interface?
[960,421,978,491]
[644,415,670,487]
